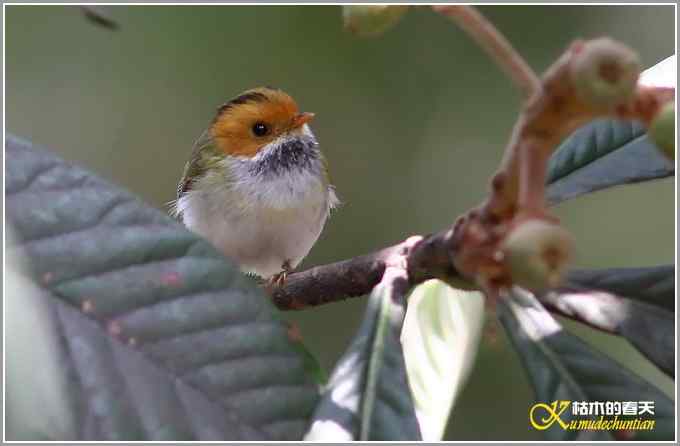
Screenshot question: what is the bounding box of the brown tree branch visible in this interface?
[432,5,540,98]
[270,245,399,310]
[270,232,473,310]
[267,11,674,311]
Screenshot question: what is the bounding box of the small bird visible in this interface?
[172,87,338,282]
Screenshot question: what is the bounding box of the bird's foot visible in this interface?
[267,260,293,288]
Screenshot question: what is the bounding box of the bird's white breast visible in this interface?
[177,135,338,278]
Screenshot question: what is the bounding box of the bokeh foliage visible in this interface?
[5,5,674,440]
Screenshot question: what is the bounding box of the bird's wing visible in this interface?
[177,128,216,200]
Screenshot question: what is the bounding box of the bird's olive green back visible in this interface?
[177,129,223,200]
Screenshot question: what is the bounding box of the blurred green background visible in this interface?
[6,5,674,441]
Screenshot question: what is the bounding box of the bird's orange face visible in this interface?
[210,87,315,158]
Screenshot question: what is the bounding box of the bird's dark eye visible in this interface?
[252,121,269,137]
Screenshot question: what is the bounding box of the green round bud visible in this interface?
[501,220,573,292]
[649,102,675,161]
[570,38,641,108]
[342,6,409,38]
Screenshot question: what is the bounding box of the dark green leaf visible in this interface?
[500,289,674,441]
[546,119,674,205]
[538,287,674,377]
[5,135,319,441]
[305,268,421,441]
[567,266,674,312]
[542,266,676,377]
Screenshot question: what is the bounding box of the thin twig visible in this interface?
[80,6,119,31]
[432,5,540,98]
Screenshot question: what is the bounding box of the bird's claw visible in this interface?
[269,270,288,287]
[267,260,293,288]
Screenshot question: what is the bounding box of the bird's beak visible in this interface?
[292,112,315,128]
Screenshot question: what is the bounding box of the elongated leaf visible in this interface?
[400,280,485,440]
[546,119,674,205]
[567,266,675,312]
[543,266,676,377]
[538,288,674,377]
[6,250,76,441]
[5,135,319,441]
[499,288,674,441]
[305,268,421,441]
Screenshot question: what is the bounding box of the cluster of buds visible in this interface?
[451,38,672,297]
[342,8,674,298]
